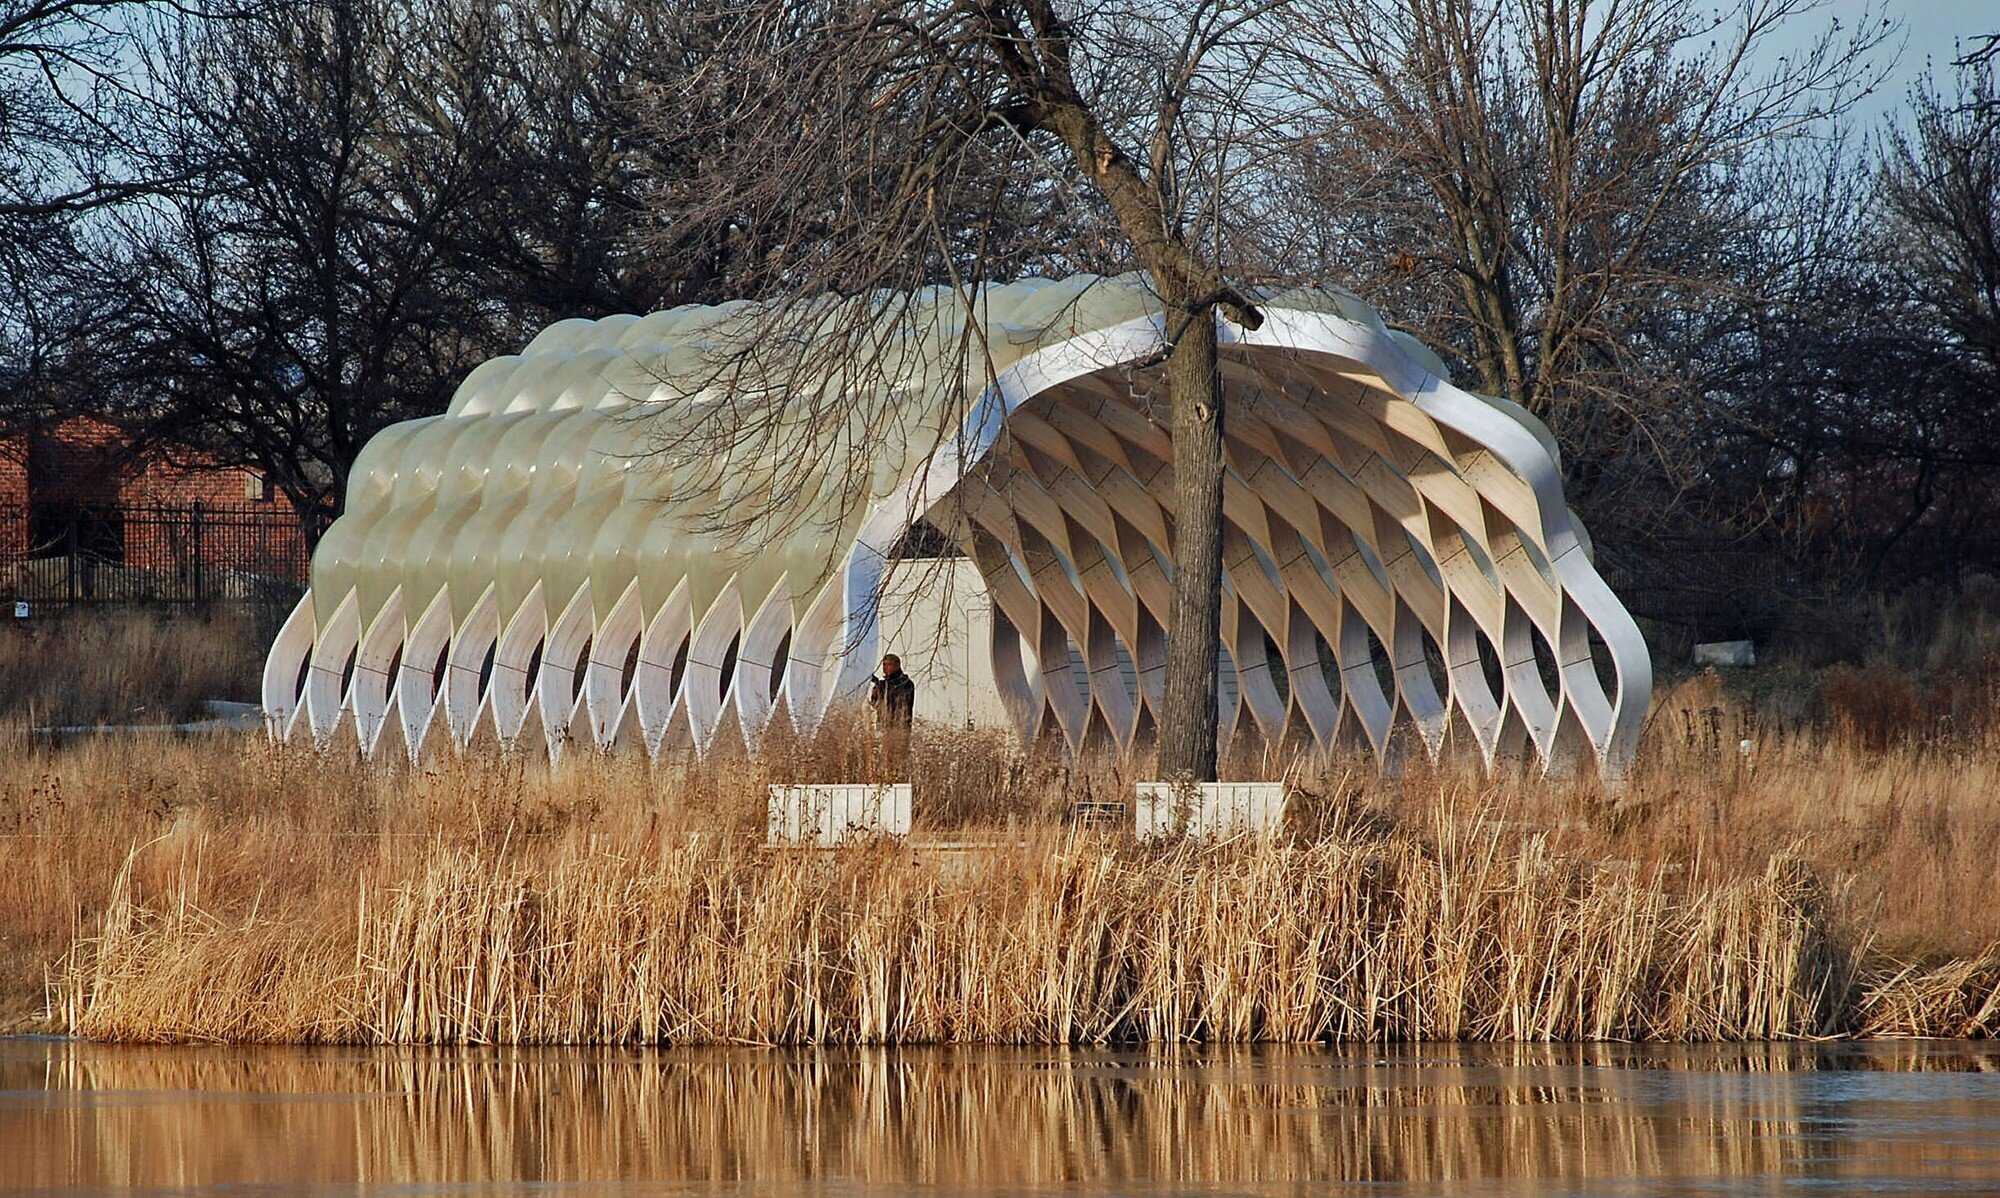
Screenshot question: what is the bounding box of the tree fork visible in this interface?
[1155,304,1226,780]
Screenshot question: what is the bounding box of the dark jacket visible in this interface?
[870,671,915,728]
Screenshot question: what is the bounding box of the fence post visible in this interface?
[65,517,76,604]
[191,503,205,603]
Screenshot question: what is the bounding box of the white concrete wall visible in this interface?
[1135,782,1288,841]
[874,557,1013,732]
[767,784,912,844]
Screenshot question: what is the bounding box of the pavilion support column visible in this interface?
[1156,305,1226,781]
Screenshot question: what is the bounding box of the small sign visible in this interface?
[12,601,27,619]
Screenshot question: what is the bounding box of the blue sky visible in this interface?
[1790,0,1996,128]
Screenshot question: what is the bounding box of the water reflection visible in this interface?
[3,1040,1998,1195]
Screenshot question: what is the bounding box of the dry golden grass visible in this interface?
[68,829,1858,1044]
[0,606,266,726]
[5,607,2000,1044]
[2,700,1995,1043]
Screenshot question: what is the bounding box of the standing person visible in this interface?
[869,654,915,728]
[869,654,916,774]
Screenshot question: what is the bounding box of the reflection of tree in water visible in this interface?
[8,1042,1999,1191]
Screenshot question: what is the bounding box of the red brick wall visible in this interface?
[0,432,25,561]
[3,416,310,584]
[119,457,274,508]
[116,430,306,579]
[117,502,310,581]
[27,416,124,509]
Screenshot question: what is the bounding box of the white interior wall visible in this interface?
[873,557,1013,732]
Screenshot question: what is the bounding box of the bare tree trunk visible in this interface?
[1155,305,1224,779]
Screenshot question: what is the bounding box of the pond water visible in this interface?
[2,1039,1997,1195]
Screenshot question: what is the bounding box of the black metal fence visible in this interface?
[4,503,319,612]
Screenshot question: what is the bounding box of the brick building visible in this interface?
[2,415,312,599]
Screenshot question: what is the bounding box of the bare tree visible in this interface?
[1275,0,1892,496]
[0,2,163,228]
[638,0,1295,779]
[0,1,226,415]
[58,0,767,518]
[1786,57,2000,589]
[81,0,530,518]
[443,0,713,321]
[1882,59,2000,376]
[1656,59,2000,618]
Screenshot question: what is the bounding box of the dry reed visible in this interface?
[59,814,1869,1044]
[0,606,265,726]
[20,718,1997,1045]
[9,610,2000,1044]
